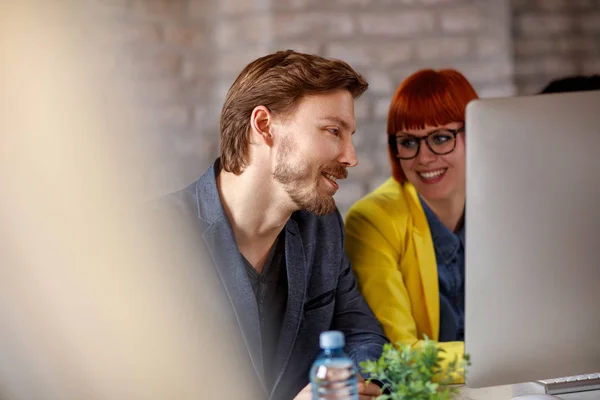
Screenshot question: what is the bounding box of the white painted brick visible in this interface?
[325,43,371,67]
[476,37,507,58]
[510,0,530,11]
[142,111,191,138]
[216,0,269,15]
[375,42,415,67]
[274,12,354,39]
[137,79,188,105]
[356,121,388,149]
[374,97,391,120]
[517,81,548,95]
[416,37,471,61]
[163,23,209,49]
[516,58,579,82]
[582,57,600,74]
[214,81,233,106]
[476,84,516,98]
[125,50,183,79]
[454,58,513,84]
[364,71,394,95]
[358,11,435,36]
[273,0,417,11]
[156,105,192,129]
[182,57,214,82]
[558,36,598,54]
[354,98,370,122]
[334,181,366,210]
[275,0,368,9]
[517,14,574,36]
[533,0,595,11]
[215,15,273,48]
[271,0,316,10]
[349,150,376,180]
[172,134,218,173]
[391,66,429,85]
[325,41,413,68]
[419,0,455,6]
[215,46,273,75]
[542,57,579,76]
[514,61,543,78]
[514,38,554,56]
[327,0,371,8]
[95,21,163,46]
[368,174,393,193]
[188,0,218,19]
[439,6,484,33]
[193,105,218,128]
[363,0,417,6]
[273,41,322,55]
[133,0,188,20]
[581,12,600,32]
[371,138,393,168]
[95,0,136,11]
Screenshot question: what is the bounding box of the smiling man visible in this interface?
[161,50,387,400]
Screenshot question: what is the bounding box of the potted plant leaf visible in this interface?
[361,337,470,400]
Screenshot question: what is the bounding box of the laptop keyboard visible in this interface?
[537,373,600,395]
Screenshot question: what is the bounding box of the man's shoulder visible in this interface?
[144,181,208,242]
[148,160,218,223]
[148,182,199,219]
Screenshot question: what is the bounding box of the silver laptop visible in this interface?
[464,90,600,388]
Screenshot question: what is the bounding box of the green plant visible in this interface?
[360,337,470,400]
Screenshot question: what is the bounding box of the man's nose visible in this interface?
[338,138,358,168]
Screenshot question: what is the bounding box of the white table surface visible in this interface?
[456,382,599,400]
[456,384,513,400]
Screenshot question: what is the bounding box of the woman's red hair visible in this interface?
[387,69,479,183]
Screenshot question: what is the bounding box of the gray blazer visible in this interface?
[162,160,387,400]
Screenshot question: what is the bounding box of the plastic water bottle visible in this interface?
[310,331,358,400]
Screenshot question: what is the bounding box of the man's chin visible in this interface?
[300,196,337,216]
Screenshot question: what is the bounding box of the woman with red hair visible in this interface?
[344,69,478,381]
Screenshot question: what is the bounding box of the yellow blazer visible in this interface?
[344,177,465,382]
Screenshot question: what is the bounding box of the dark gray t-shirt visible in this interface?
[242,230,288,391]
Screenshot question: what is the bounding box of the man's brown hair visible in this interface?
[220,50,368,174]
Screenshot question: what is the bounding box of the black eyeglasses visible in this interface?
[390,127,464,160]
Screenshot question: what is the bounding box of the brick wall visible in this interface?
[95,0,597,215]
[512,0,600,95]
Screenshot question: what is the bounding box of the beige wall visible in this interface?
[96,0,599,215]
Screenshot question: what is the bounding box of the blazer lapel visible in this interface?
[405,184,440,339]
[270,218,307,398]
[192,160,266,390]
[202,223,265,389]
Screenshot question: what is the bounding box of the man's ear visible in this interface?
[249,105,273,146]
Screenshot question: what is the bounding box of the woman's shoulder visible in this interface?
[346,177,417,224]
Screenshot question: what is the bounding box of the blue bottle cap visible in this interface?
[320,331,345,349]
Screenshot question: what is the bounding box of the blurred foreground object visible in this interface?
[0,1,260,399]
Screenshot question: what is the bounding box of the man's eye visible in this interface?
[327,128,339,136]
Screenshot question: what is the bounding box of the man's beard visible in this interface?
[273,137,347,216]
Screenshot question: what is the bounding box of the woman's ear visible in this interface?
[249,105,273,146]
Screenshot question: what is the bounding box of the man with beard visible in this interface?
[161,50,387,400]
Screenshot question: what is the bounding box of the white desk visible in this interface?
[457,382,599,400]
